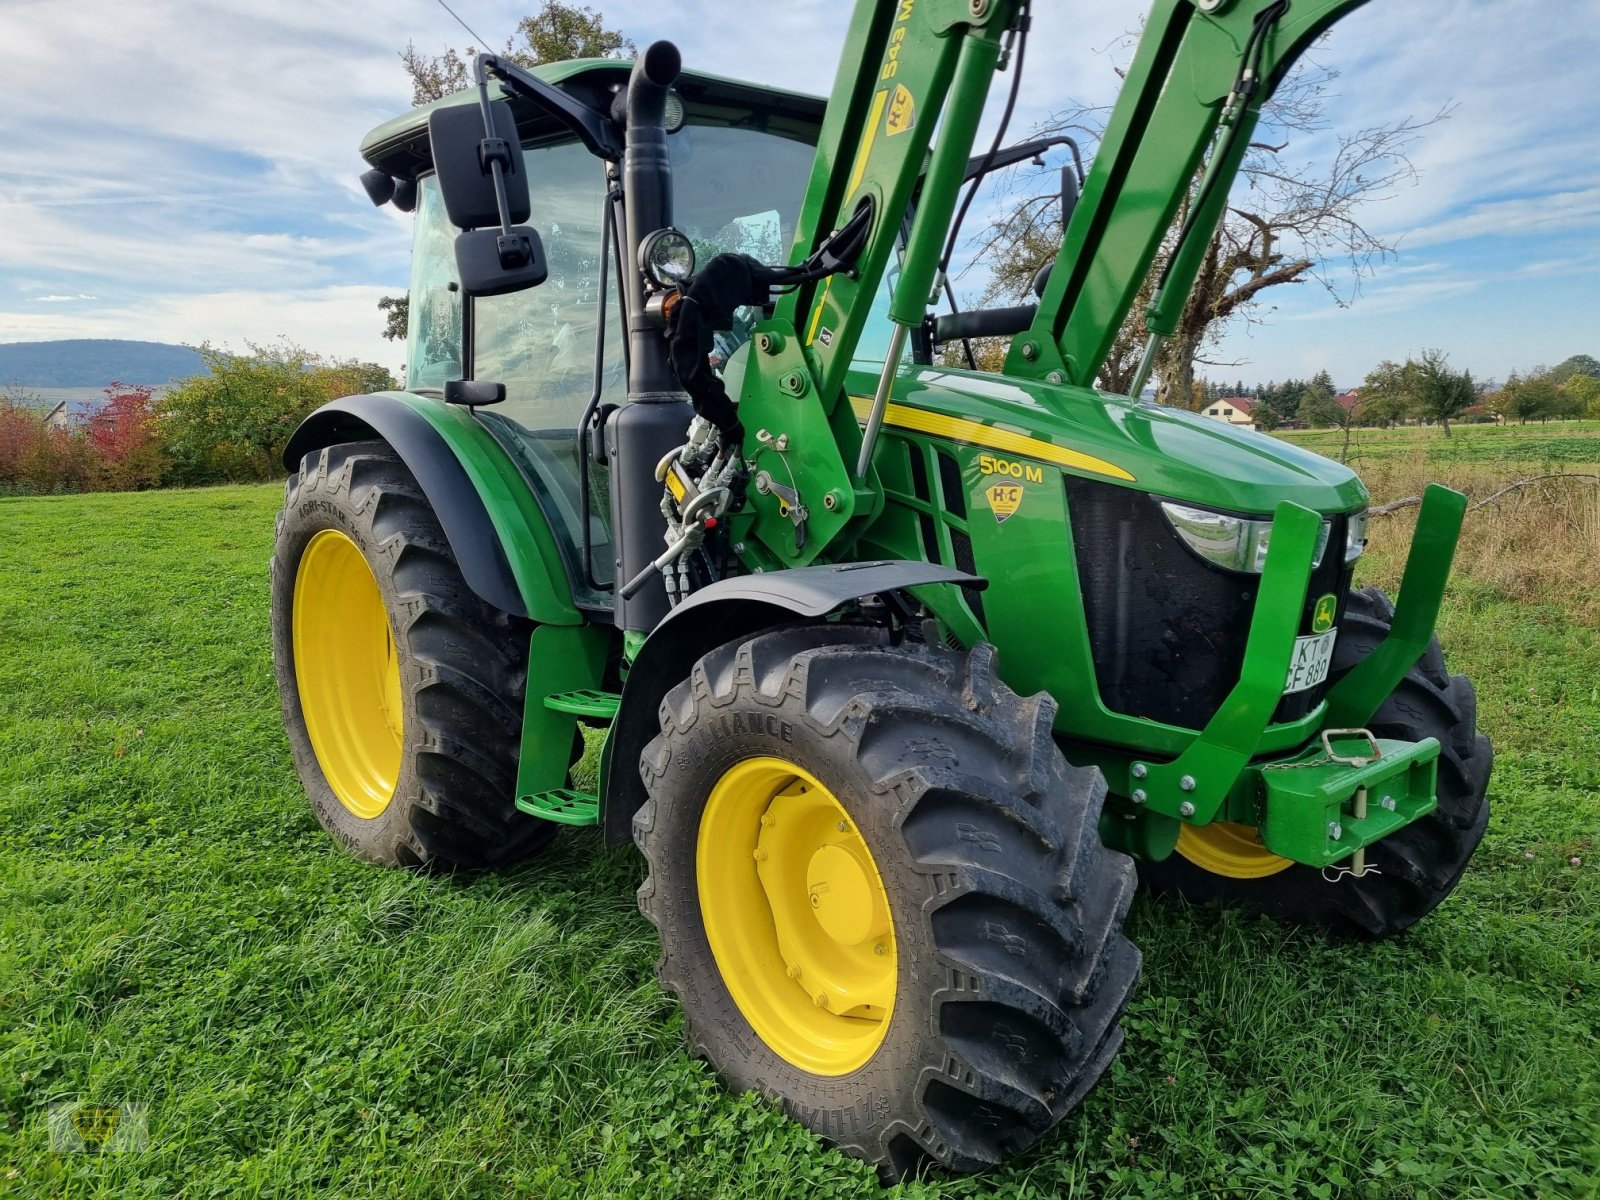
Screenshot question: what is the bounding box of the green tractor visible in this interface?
[272,0,1490,1178]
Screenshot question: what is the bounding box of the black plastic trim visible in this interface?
[600,561,984,846]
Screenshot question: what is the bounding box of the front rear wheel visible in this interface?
[272,439,556,869]
[634,626,1140,1180]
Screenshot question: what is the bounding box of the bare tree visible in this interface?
[969,49,1444,405]
[401,2,634,106]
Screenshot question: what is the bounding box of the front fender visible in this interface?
[598,561,984,846]
[284,391,580,626]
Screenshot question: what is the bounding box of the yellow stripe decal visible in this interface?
[847,89,890,198]
[850,396,1136,482]
[807,89,891,349]
[805,276,833,346]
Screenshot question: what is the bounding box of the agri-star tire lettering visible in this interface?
[633,625,1140,1179]
[272,440,556,869]
[1140,586,1492,937]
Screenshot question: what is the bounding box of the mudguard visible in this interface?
[283,391,581,627]
[599,561,984,846]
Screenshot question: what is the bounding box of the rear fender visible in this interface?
[598,561,983,846]
[284,391,580,626]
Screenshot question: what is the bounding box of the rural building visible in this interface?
[1202,396,1256,428]
[37,399,109,430]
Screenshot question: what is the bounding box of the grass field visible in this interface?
[3,425,1598,1198]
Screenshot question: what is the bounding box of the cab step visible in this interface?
[543,689,620,719]
[515,788,600,826]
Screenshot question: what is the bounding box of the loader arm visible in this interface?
[773,0,1023,403]
[1004,0,1372,390]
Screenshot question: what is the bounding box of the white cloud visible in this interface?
[32,294,99,303]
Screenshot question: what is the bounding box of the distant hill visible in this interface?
[0,339,205,388]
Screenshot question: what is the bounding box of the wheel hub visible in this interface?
[805,842,888,947]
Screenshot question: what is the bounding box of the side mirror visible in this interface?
[427,100,531,229]
[454,226,548,296]
[428,99,547,298]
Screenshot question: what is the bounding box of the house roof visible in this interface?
[1335,390,1361,412]
[1212,395,1255,412]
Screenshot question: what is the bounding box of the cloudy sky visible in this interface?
[2,0,1596,387]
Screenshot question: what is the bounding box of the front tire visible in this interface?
[272,439,556,869]
[1139,586,1492,937]
[634,625,1140,1179]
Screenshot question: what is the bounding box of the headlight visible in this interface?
[1345,508,1369,564]
[1160,501,1332,575]
[640,227,696,288]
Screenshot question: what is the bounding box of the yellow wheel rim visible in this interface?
[697,757,896,1076]
[1176,821,1294,879]
[292,530,404,819]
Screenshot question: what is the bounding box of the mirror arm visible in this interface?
[475,54,623,162]
[471,72,518,243]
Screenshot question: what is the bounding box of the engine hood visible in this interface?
[848,365,1368,516]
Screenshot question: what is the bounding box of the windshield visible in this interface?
[472,122,815,432]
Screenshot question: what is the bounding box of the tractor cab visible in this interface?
[360,62,830,607]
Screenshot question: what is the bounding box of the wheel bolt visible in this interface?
[809,893,820,907]
[813,992,829,1008]
[753,848,768,861]
[836,820,848,832]
[874,943,887,956]
[760,813,773,826]
[1179,801,1195,818]
[786,964,801,979]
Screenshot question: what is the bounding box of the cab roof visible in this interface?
[360,58,826,180]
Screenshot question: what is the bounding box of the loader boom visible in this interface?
[1006,0,1372,389]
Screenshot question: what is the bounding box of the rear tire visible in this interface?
[1139,586,1492,937]
[634,625,1140,1179]
[272,440,557,869]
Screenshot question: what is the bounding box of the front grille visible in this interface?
[1066,477,1350,731]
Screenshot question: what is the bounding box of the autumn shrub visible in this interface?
[0,401,94,494]
[159,342,395,485]
[86,385,169,491]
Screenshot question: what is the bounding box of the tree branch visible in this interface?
[1371,474,1600,517]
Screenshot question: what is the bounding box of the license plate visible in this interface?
[1283,629,1338,695]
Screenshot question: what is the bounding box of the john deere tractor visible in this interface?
[272,0,1490,1178]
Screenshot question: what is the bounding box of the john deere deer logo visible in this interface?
[1312,593,1338,633]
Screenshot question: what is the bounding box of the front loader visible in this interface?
[272,0,1491,1178]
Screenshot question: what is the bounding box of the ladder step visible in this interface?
[515,788,600,826]
[543,689,620,719]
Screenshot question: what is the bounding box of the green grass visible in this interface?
[3,472,1598,1199]
[1277,419,1600,470]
